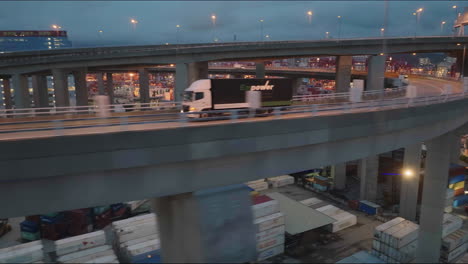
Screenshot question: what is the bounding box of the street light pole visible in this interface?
[441,21,446,35]
[176,25,181,44]
[337,16,342,39]
[259,19,264,41]
[211,14,217,42]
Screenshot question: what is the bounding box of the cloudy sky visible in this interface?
[0,1,465,47]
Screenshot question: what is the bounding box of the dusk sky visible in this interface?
[1,1,466,47]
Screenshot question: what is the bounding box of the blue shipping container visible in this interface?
[131,250,161,264]
[449,174,466,185]
[313,183,327,192]
[359,200,380,215]
[453,195,468,207]
[20,221,39,233]
[40,213,64,224]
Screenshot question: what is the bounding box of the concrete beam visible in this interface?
[11,73,31,109]
[138,69,150,104]
[52,68,70,107]
[399,144,422,221]
[335,56,352,93]
[175,62,208,102]
[2,78,12,109]
[366,55,386,91]
[416,133,450,263]
[72,69,88,107]
[151,185,256,263]
[359,155,379,202]
[255,62,265,78]
[31,75,49,108]
[106,73,114,104]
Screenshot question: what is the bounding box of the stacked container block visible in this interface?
[246,179,269,192]
[0,241,44,263]
[316,205,357,233]
[448,164,466,201]
[266,175,295,188]
[251,195,285,261]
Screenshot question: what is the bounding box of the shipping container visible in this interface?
[389,222,419,249]
[257,244,284,261]
[57,245,112,263]
[0,243,43,263]
[267,175,295,188]
[442,214,463,237]
[257,235,285,251]
[453,195,468,207]
[54,230,106,256]
[447,188,455,199]
[374,217,405,240]
[112,214,156,229]
[247,181,269,192]
[316,205,357,233]
[455,252,468,263]
[124,239,160,261]
[440,242,468,263]
[256,225,285,242]
[130,249,161,264]
[359,200,381,215]
[454,188,465,197]
[336,250,385,263]
[254,212,285,233]
[450,181,465,190]
[442,229,468,253]
[449,164,466,177]
[313,183,328,192]
[252,199,280,219]
[115,221,159,244]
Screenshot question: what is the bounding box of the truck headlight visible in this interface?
[189,107,196,111]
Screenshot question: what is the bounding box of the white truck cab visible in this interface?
[182,79,212,117]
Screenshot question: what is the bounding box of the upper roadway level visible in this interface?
[1,89,468,217]
[1,36,468,75]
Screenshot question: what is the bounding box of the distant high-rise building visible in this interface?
[0,30,72,52]
[419,57,431,66]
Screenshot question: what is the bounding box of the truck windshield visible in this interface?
[183,91,193,102]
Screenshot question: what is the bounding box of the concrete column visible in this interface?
[2,78,12,109]
[333,163,347,190]
[96,73,105,95]
[138,69,150,104]
[106,73,114,104]
[292,78,303,96]
[416,133,450,263]
[255,62,265,78]
[449,132,462,164]
[11,73,31,109]
[31,75,49,108]
[52,69,70,107]
[151,185,256,263]
[366,55,386,91]
[335,56,352,93]
[72,69,88,107]
[175,61,209,102]
[399,144,422,221]
[359,155,379,202]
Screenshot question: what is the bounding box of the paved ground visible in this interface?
[0,217,23,248]
[261,184,382,263]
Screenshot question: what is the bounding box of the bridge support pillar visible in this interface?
[31,75,49,108]
[175,61,208,102]
[416,133,450,263]
[97,73,105,95]
[399,144,422,221]
[366,55,386,91]
[52,69,70,107]
[450,131,462,165]
[106,73,114,104]
[2,78,13,109]
[335,55,352,93]
[332,163,347,190]
[292,78,304,96]
[138,69,150,104]
[359,155,379,202]
[151,184,256,263]
[12,73,31,109]
[256,62,265,78]
[72,69,88,107]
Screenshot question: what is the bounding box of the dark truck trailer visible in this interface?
[210,78,293,108]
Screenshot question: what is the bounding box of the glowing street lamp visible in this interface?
[176,24,181,44]
[130,19,138,31]
[51,24,62,33]
[380,27,385,37]
[403,169,414,179]
[441,21,446,34]
[453,5,458,17]
[413,8,423,37]
[211,14,217,42]
[259,19,264,41]
[307,10,313,24]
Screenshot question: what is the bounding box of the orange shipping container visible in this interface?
[454,188,465,197]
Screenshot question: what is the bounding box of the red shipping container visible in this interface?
[25,215,41,224]
[454,188,465,196]
[449,165,466,177]
[252,195,273,205]
[348,200,360,210]
[112,207,129,219]
[40,224,61,241]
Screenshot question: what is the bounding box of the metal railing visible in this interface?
[0,90,466,136]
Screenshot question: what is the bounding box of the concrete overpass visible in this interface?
[1,36,468,110]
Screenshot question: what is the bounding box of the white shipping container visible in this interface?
[0,241,42,254]
[267,176,294,188]
[247,179,266,185]
[252,200,280,219]
[119,234,160,249]
[112,213,156,229]
[115,222,159,244]
[55,231,106,256]
[300,197,323,207]
[82,254,118,263]
[374,217,405,239]
[441,242,468,263]
[373,240,381,252]
[63,249,115,264]
[316,205,343,216]
[442,229,468,253]
[257,235,285,251]
[445,206,453,214]
[387,239,417,263]
[125,239,160,257]
[446,197,454,207]
[58,245,111,262]
[257,244,284,261]
[327,212,357,233]
[389,222,419,249]
[0,244,43,264]
[456,253,468,263]
[256,225,285,242]
[254,212,285,233]
[442,214,463,238]
[381,221,407,246]
[248,182,269,192]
